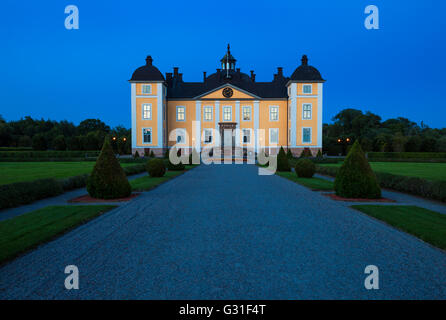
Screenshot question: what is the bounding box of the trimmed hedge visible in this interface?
[316,165,446,202]
[0,150,100,159]
[146,158,166,177]
[368,152,446,160]
[0,179,63,210]
[0,164,146,210]
[295,159,315,178]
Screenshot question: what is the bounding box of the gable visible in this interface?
[195,84,259,100]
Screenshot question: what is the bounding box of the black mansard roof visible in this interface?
[166,69,289,99]
[129,49,324,99]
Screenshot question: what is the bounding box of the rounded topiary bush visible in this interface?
[146,158,166,177]
[277,146,291,172]
[295,158,315,178]
[87,137,131,199]
[334,140,381,199]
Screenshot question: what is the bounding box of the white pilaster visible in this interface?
[290,83,297,147]
[317,83,323,148]
[254,100,259,153]
[195,100,201,152]
[157,83,163,148]
[235,101,240,146]
[131,83,137,149]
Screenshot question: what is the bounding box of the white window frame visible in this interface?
[242,106,252,121]
[203,106,213,122]
[176,106,186,122]
[302,84,312,94]
[269,128,279,144]
[242,128,252,144]
[288,128,291,144]
[176,128,186,144]
[142,103,152,120]
[203,129,213,144]
[142,127,152,144]
[302,127,312,144]
[223,106,232,121]
[142,84,152,94]
[269,105,279,121]
[302,103,312,120]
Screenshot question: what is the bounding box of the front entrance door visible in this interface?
[219,122,237,156]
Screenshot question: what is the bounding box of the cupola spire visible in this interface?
[301,54,308,66]
[145,55,153,66]
[220,44,236,72]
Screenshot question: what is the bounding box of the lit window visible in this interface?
[204,106,213,121]
[204,129,212,143]
[242,106,251,121]
[303,104,312,119]
[269,106,279,121]
[303,84,312,94]
[303,128,311,143]
[142,84,152,94]
[142,104,151,120]
[223,106,232,121]
[270,128,279,144]
[143,128,152,143]
[176,106,185,121]
[243,129,251,144]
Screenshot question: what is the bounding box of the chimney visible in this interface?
[166,72,173,83]
[274,74,278,81]
[203,71,207,82]
[178,73,183,82]
[250,70,256,82]
[173,67,179,77]
[277,67,283,77]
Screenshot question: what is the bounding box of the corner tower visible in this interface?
[129,56,166,156]
[287,55,325,156]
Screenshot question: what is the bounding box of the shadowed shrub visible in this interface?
[277,146,291,172]
[87,137,131,199]
[146,158,166,177]
[295,158,316,178]
[334,141,381,199]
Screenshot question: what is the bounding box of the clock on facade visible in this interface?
[222,87,233,98]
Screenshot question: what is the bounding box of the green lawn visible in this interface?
[320,162,446,181]
[276,171,334,190]
[0,162,139,185]
[351,205,446,250]
[130,165,197,191]
[0,205,117,263]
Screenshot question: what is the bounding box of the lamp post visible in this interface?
[337,137,352,156]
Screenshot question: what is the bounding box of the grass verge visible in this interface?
[276,171,334,191]
[130,165,197,191]
[0,205,117,264]
[351,205,446,250]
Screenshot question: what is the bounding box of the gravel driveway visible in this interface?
[1,164,445,299]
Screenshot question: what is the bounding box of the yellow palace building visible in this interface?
[129,45,325,157]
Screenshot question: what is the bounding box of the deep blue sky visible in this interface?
[0,0,445,128]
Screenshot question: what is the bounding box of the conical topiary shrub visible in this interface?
[286,148,293,159]
[87,137,131,199]
[334,140,381,199]
[277,146,291,171]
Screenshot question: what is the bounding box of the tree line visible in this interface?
[0,116,131,154]
[323,108,446,155]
